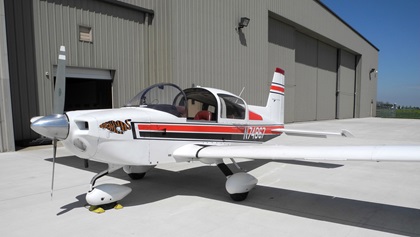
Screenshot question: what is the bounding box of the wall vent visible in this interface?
[79,26,92,42]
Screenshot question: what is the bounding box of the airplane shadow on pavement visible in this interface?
[49,156,420,236]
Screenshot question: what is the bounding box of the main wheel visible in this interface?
[229,192,249,201]
[128,172,146,180]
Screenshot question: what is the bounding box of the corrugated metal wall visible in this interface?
[170,0,269,106]
[4,0,38,141]
[268,16,296,123]
[316,41,337,120]
[33,0,152,116]
[166,0,371,122]
[337,49,356,119]
[294,32,318,122]
[266,0,377,120]
[268,16,339,123]
[0,0,15,151]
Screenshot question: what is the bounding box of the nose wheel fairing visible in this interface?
[86,183,132,206]
[85,164,131,213]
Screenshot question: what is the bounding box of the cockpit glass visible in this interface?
[125,83,187,117]
[183,88,218,121]
[218,94,245,119]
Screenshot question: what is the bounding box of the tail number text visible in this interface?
[244,126,266,140]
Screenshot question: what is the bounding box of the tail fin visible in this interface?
[266,68,285,124]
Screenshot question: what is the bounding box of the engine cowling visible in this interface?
[86,184,132,206]
[225,172,258,194]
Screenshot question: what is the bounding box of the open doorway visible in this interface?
[64,78,112,111]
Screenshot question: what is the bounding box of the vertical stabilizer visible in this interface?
[266,68,285,124]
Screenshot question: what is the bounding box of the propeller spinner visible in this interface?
[30,114,69,140]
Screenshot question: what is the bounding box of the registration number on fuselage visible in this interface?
[243,126,266,140]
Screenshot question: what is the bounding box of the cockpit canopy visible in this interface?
[183,88,246,121]
[125,83,247,121]
[125,83,187,117]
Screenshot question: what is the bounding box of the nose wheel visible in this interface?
[88,202,124,214]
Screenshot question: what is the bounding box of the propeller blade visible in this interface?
[51,139,57,199]
[53,46,66,114]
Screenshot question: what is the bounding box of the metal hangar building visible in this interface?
[0,0,379,151]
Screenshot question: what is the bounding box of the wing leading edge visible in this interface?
[173,144,420,162]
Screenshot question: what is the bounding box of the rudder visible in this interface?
[266,68,285,124]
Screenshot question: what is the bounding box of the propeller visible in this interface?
[52,139,57,199]
[54,46,67,115]
[31,46,69,199]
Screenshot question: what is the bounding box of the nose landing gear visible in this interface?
[86,164,132,213]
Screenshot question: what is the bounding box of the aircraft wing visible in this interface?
[173,144,420,162]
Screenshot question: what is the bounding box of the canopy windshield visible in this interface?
[125,83,187,117]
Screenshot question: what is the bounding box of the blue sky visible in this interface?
[321,0,420,107]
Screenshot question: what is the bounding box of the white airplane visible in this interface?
[31,46,420,213]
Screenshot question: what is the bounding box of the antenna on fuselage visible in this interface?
[235,87,246,104]
[238,87,245,98]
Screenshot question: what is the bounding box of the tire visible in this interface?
[229,192,249,201]
[128,172,146,180]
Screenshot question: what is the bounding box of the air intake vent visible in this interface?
[79,26,92,42]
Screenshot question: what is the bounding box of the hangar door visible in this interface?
[53,67,113,111]
[337,50,356,119]
[268,17,296,123]
[294,32,337,122]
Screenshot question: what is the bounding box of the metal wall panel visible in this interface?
[294,32,317,122]
[337,49,356,119]
[4,0,38,141]
[117,0,174,90]
[0,0,15,151]
[266,0,378,118]
[268,16,296,123]
[316,41,337,120]
[170,0,269,106]
[33,0,150,116]
[267,15,338,123]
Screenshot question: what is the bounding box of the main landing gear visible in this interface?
[216,160,258,201]
[123,165,156,180]
[84,160,254,213]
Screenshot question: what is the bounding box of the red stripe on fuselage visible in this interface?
[137,124,283,134]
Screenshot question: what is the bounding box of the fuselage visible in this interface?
[61,84,284,166]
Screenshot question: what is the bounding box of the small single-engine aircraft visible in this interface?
[31,46,420,213]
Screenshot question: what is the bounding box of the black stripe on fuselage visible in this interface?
[136,131,279,142]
